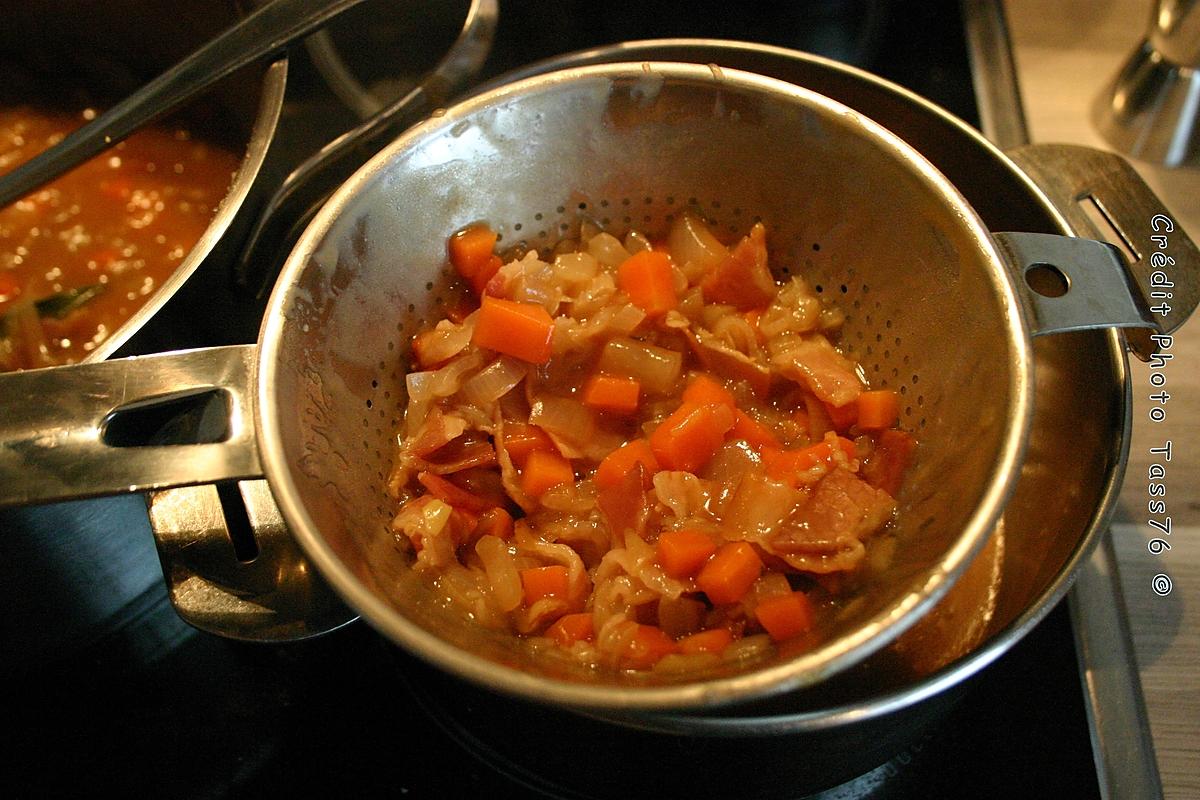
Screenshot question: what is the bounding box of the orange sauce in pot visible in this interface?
[0,106,241,370]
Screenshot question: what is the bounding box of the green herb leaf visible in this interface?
[34,284,106,319]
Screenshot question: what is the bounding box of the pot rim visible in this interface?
[79,58,288,363]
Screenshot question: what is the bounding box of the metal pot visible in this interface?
[0,0,285,674]
[0,49,1194,736]
[0,0,287,363]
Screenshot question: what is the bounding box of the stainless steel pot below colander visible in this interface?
[0,62,1191,711]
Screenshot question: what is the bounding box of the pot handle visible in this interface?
[1004,143,1200,359]
[0,344,356,640]
[0,344,261,509]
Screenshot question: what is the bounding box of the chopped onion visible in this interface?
[412,315,476,367]
[668,213,727,282]
[529,395,595,457]
[608,303,646,334]
[405,352,484,433]
[570,273,617,318]
[462,357,526,407]
[553,251,600,289]
[623,229,653,254]
[475,535,523,612]
[586,232,631,268]
[759,277,821,338]
[597,337,682,394]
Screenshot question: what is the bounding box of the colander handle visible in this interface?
[993,231,1158,337]
[1005,143,1200,359]
[0,344,262,509]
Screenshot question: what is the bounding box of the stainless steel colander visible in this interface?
[0,62,1179,709]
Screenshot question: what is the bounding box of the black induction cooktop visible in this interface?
[0,2,1102,797]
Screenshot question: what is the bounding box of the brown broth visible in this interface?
[0,106,240,370]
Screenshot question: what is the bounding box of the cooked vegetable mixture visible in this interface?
[388,214,916,674]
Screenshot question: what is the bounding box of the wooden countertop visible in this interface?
[1003,2,1199,797]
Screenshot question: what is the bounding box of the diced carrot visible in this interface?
[520,565,570,605]
[617,250,677,317]
[696,542,763,605]
[472,295,555,364]
[681,373,736,410]
[656,529,719,579]
[581,373,641,414]
[595,438,658,489]
[649,402,736,474]
[862,429,917,496]
[449,224,501,294]
[620,624,679,669]
[678,627,734,655]
[762,435,857,483]
[470,255,503,295]
[824,400,858,433]
[546,612,594,646]
[857,389,900,431]
[417,471,496,514]
[521,449,575,498]
[501,423,556,467]
[729,409,781,451]
[474,507,514,541]
[754,591,815,641]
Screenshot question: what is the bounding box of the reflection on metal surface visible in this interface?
[961,0,1030,150]
[1069,533,1165,799]
[235,0,498,298]
[993,231,1156,336]
[1093,0,1200,167]
[147,479,355,642]
[0,345,262,508]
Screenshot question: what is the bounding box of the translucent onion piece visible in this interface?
[608,303,646,334]
[668,213,727,282]
[759,277,821,338]
[553,251,600,289]
[475,535,523,612]
[413,315,476,367]
[462,357,526,408]
[623,229,653,254]
[586,232,631,268]
[597,337,683,394]
[652,471,711,520]
[529,395,595,458]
